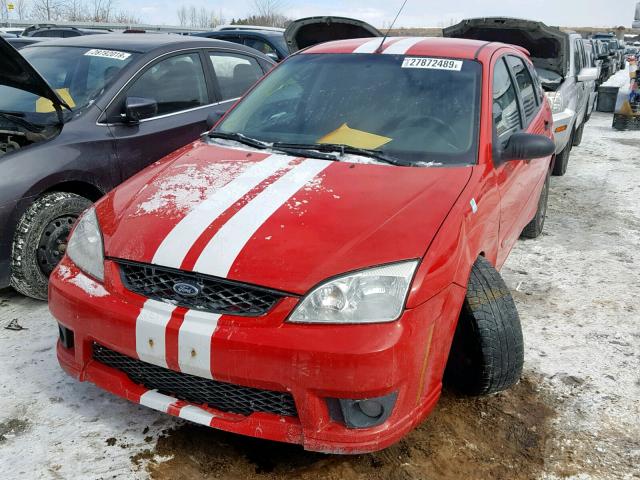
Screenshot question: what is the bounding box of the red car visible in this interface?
[49,37,555,453]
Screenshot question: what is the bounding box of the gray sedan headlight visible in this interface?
[288,260,418,324]
[66,207,104,282]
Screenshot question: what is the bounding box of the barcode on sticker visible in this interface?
[85,49,131,61]
[402,57,463,71]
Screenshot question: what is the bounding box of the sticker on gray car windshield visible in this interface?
[84,49,131,61]
[402,57,463,71]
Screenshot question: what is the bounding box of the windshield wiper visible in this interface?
[272,142,407,166]
[208,131,339,161]
[0,111,45,132]
[208,131,271,149]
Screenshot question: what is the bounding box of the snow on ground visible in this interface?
[0,112,638,479]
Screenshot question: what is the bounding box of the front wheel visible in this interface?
[552,130,573,176]
[444,257,524,396]
[10,192,92,300]
[521,172,550,239]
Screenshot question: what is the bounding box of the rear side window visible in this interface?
[127,52,208,116]
[209,53,263,101]
[244,38,277,57]
[493,59,521,148]
[506,56,538,125]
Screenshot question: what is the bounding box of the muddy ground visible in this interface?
[0,112,639,479]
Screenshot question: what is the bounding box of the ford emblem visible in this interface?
[173,281,200,297]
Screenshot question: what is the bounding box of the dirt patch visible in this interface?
[132,375,556,480]
[0,418,29,443]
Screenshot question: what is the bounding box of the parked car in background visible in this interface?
[0,34,275,299]
[22,25,110,38]
[589,38,614,83]
[4,35,47,49]
[582,41,599,119]
[0,28,24,36]
[195,17,381,61]
[193,29,289,61]
[50,36,555,454]
[593,33,624,71]
[444,18,598,176]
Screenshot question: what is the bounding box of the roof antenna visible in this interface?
[375,0,409,53]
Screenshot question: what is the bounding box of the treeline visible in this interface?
[0,0,139,23]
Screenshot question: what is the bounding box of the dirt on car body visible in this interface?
[132,375,555,480]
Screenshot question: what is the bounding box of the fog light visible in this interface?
[357,399,384,418]
[327,391,398,429]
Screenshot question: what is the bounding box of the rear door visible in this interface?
[205,49,267,110]
[105,50,215,181]
[493,54,549,264]
[573,39,588,122]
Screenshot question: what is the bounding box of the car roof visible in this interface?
[196,29,283,38]
[304,37,507,60]
[20,33,265,55]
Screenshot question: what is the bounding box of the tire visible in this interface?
[10,192,92,300]
[444,257,524,396]
[521,171,550,239]
[552,130,573,176]
[572,122,585,147]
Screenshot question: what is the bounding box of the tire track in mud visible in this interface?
[131,375,556,480]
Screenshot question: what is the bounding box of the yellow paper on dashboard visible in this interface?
[36,88,76,113]
[318,123,392,150]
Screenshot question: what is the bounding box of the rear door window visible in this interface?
[126,52,209,116]
[244,37,277,57]
[493,58,522,148]
[506,56,539,126]
[208,53,263,101]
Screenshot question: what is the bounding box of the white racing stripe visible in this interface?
[139,390,176,412]
[353,38,384,53]
[179,405,215,425]
[382,37,424,55]
[152,154,293,269]
[193,159,330,278]
[140,391,215,426]
[178,310,221,379]
[135,299,175,368]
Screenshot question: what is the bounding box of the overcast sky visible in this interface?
[130,0,640,28]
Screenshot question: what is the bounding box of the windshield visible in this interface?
[216,53,482,166]
[0,46,137,124]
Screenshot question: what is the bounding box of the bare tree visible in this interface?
[65,0,89,21]
[176,5,187,26]
[237,0,288,27]
[31,0,64,21]
[16,0,29,19]
[112,9,139,24]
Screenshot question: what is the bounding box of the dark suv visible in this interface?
[23,25,109,38]
[0,34,275,299]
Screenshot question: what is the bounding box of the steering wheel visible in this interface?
[393,115,462,150]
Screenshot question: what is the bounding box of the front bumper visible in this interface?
[552,109,575,154]
[49,257,465,453]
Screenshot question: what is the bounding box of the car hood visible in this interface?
[284,16,381,53]
[444,17,569,78]
[0,36,70,110]
[99,143,472,294]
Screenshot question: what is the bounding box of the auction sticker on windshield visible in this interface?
[84,49,131,61]
[402,57,463,71]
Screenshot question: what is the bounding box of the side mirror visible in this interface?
[124,96,157,123]
[502,132,555,162]
[206,110,226,129]
[577,67,598,82]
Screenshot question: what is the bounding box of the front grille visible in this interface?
[116,260,286,316]
[93,344,297,417]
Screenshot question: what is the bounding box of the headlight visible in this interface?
[288,260,418,324]
[66,207,104,281]
[546,91,564,114]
